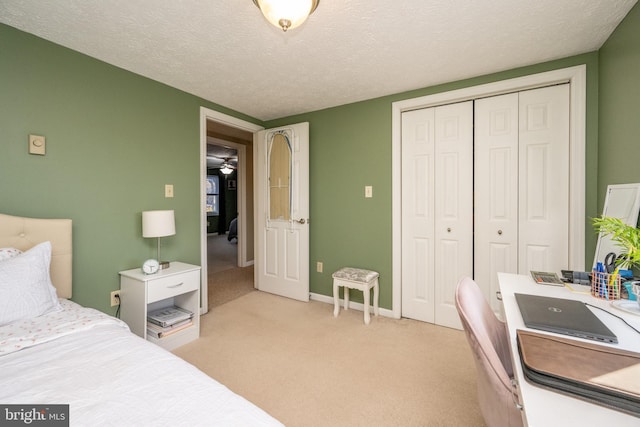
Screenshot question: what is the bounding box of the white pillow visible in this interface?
[0,247,22,261]
[0,241,62,325]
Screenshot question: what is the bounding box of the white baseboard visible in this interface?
[309,292,396,318]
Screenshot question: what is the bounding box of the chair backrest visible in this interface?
[455,277,523,427]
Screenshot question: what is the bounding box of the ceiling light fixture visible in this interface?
[220,162,234,175]
[252,0,320,32]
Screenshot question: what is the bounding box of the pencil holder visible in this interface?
[590,270,621,300]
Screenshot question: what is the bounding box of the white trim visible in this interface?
[391,65,587,319]
[199,107,263,314]
[309,292,395,319]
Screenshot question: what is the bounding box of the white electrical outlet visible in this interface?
[110,291,121,307]
[317,261,323,273]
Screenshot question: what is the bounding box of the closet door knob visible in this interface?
[447,227,451,233]
[498,230,503,235]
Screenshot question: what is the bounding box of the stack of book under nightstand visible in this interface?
[146,306,194,339]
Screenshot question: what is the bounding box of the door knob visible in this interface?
[295,218,306,224]
[447,227,451,233]
[498,230,503,235]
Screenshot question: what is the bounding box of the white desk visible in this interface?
[498,272,640,426]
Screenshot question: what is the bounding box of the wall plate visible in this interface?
[29,134,46,155]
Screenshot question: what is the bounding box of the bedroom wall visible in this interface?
[598,2,640,213]
[4,10,636,314]
[266,52,600,310]
[0,23,262,314]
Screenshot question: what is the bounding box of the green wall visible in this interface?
[3,3,638,315]
[0,23,261,314]
[599,3,640,213]
[267,53,600,309]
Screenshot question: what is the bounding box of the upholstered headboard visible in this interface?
[0,213,73,298]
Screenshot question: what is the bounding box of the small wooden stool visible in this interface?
[332,267,379,324]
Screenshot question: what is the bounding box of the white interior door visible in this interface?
[433,102,473,329]
[402,85,570,326]
[401,107,436,323]
[401,102,473,328]
[474,85,570,313]
[254,123,309,302]
[474,93,519,313]
[518,85,570,273]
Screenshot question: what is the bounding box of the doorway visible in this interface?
[206,142,239,274]
[199,107,263,313]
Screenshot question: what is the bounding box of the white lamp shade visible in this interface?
[142,210,176,238]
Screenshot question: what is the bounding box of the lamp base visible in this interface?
[159,261,171,270]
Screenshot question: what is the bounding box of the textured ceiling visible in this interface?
[0,0,636,121]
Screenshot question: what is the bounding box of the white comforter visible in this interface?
[0,300,282,427]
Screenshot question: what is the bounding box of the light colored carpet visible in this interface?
[174,291,485,427]
[207,234,238,274]
[207,265,256,309]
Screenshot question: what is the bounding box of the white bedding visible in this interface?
[0,300,282,427]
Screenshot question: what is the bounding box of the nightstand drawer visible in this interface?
[147,270,199,303]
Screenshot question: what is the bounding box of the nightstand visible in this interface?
[119,262,201,350]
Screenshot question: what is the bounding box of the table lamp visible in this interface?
[142,210,175,269]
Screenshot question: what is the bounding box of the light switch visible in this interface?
[29,134,46,155]
[165,184,174,198]
[365,186,373,198]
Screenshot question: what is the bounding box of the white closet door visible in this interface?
[518,85,570,273]
[474,93,519,313]
[433,101,473,329]
[401,107,436,323]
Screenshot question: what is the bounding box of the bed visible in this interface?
[0,213,283,426]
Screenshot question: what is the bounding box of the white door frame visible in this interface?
[391,65,587,319]
[199,107,263,314]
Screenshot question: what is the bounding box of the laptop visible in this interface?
[515,293,618,343]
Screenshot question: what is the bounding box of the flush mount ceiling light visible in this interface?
[252,0,320,32]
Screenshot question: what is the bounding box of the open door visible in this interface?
[254,122,309,301]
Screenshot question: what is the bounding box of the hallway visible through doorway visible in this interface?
[208,234,237,274]
[207,235,255,309]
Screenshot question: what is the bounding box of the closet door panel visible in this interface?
[519,85,570,273]
[474,93,519,313]
[434,101,473,329]
[401,108,436,323]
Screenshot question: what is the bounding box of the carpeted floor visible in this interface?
[208,265,256,309]
[174,291,485,427]
[207,234,238,274]
[207,233,256,309]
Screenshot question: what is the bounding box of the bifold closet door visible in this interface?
[474,84,570,313]
[401,102,473,328]
[474,93,519,313]
[518,85,570,274]
[401,107,436,323]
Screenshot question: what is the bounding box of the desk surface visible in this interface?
[498,272,640,426]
